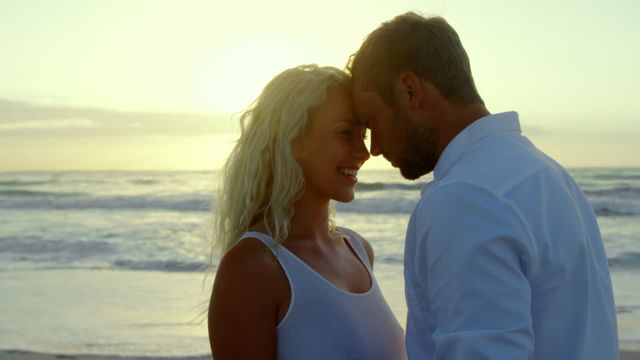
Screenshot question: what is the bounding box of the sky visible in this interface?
[1,0,639,171]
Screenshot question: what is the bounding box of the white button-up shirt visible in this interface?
[405,112,619,359]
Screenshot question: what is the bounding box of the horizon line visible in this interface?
[2,166,640,173]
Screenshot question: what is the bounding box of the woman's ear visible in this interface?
[291,135,307,159]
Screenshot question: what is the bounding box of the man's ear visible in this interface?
[394,71,423,112]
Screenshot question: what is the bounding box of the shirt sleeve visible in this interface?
[414,182,535,359]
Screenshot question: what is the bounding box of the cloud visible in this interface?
[0,98,234,138]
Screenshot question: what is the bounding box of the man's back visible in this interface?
[405,112,619,359]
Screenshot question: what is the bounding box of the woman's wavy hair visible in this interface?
[212,64,349,257]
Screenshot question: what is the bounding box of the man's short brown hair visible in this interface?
[347,12,483,106]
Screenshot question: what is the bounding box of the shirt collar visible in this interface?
[432,111,521,182]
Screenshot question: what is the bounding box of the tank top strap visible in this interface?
[338,227,372,272]
[237,231,282,255]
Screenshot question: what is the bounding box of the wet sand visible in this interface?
[1,349,638,360]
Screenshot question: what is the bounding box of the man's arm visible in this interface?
[415,182,535,359]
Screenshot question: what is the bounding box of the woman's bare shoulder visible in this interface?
[209,238,286,359]
[215,237,284,289]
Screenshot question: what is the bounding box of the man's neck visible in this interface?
[435,103,490,159]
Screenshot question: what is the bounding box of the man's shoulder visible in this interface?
[443,134,567,198]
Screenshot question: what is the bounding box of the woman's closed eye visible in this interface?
[337,127,357,137]
[335,122,367,140]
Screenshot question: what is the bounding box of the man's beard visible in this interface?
[393,108,438,180]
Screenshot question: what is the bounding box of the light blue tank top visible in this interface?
[238,227,407,360]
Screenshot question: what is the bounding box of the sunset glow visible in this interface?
[1,0,638,170]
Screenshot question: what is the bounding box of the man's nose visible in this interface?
[369,132,382,156]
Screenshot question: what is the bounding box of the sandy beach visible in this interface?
[621,352,640,360]
[1,349,639,360]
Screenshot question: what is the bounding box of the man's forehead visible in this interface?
[352,83,383,103]
[352,86,382,119]
[352,82,372,98]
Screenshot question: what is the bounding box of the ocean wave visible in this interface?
[335,197,419,214]
[0,194,213,211]
[590,197,639,216]
[0,236,117,258]
[129,179,159,185]
[592,173,640,181]
[0,237,118,269]
[1,187,638,217]
[356,182,425,192]
[608,252,640,269]
[584,186,640,199]
[377,254,403,265]
[113,259,209,272]
[594,207,636,217]
[0,189,87,197]
[0,236,210,273]
[0,180,55,186]
[0,193,419,214]
[616,305,640,314]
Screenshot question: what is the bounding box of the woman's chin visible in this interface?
[333,191,355,203]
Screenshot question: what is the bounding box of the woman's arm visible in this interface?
[208,238,290,360]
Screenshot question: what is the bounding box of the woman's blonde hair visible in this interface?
[212,64,350,256]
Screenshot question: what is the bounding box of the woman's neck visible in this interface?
[288,195,332,243]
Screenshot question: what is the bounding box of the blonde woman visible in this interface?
[208,65,406,360]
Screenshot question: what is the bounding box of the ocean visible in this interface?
[0,168,639,356]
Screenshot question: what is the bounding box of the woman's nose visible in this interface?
[354,137,371,162]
